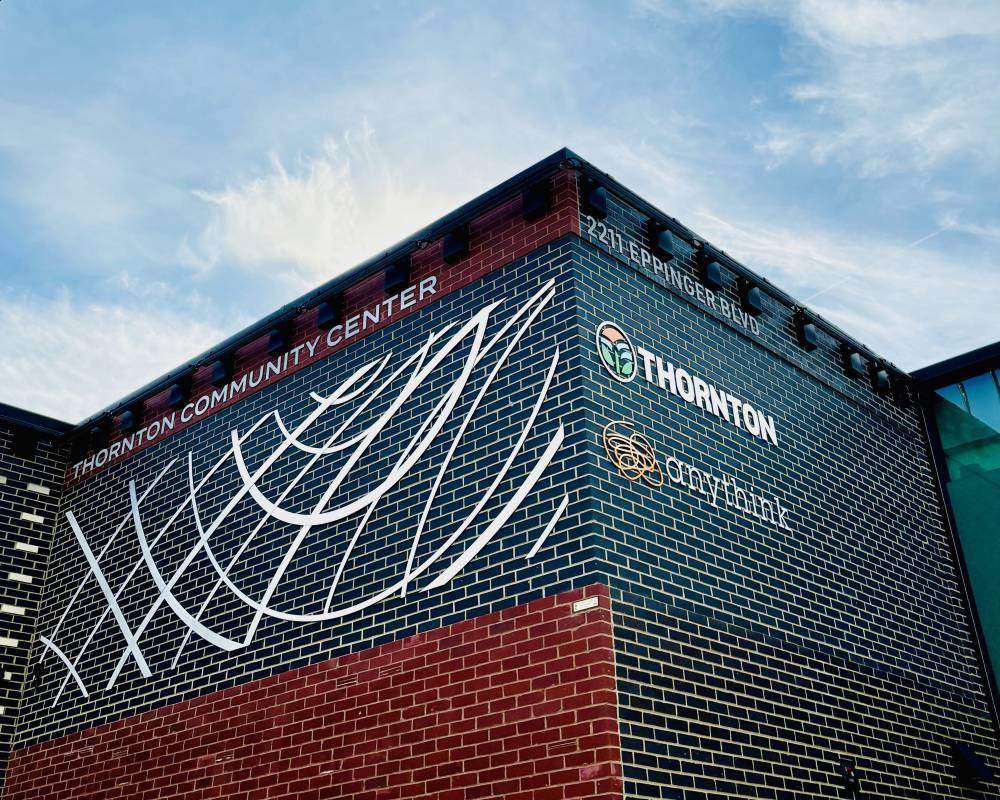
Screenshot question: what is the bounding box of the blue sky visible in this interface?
[1,0,997,421]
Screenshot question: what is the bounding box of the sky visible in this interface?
[0,0,997,423]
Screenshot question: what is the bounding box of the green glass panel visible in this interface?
[937,382,967,413]
[948,465,1000,679]
[963,371,1000,434]
[932,374,1000,699]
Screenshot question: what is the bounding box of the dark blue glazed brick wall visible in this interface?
[573,190,997,796]
[612,588,995,799]
[16,241,599,748]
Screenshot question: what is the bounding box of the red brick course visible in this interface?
[70,168,580,485]
[5,584,622,800]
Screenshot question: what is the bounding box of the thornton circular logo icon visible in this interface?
[595,321,637,383]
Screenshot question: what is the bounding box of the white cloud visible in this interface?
[788,0,1000,49]
[688,208,998,368]
[787,47,999,177]
[0,290,228,423]
[0,99,139,236]
[1,0,996,421]
[683,0,1000,46]
[934,211,1000,241]
[600,139,998,369]
[686,0,1000,176]
[182,126,455,289]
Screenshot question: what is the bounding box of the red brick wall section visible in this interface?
[69,167,580,484]
[5,584,622,800]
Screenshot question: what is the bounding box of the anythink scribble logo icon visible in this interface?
[601,420,663,487]
[595,321,636,383]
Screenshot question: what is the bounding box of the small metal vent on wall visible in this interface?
[335,674,359,690]
[547,740,576,756]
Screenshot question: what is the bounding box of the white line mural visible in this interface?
[39,279,569,704]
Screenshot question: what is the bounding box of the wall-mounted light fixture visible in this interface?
[695,246,723,291]
[167,376,191,410]
[69,435,87,462]
[89,422,109,451]
[209,355,234,387]
[12,429,39,460]
[315,292,342,330]
[384,255,411,292]
[119,405,141,434]
[892,377,912,408]
[841,345,867,378]
[441,224,470,264]
[794,312,820,351]
[952,742,994,786]
[869,363,892,396]
[267,322,294,357]
[521,180,550,221]
[581,179,608,219]
[738,278,764,316]
[647,220,677,262]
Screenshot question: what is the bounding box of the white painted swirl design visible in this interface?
[40,279,568,704]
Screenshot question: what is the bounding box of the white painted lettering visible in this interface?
[663,456,684,484]
[211,387,229,408]
[288,343,306,366]
[759,414,778,446]
[345,314,360,338]
[637,346,656,383]
[692,377,711,412]
[419,275,438,300]
[675,369,695,403]
[709,387,729,421]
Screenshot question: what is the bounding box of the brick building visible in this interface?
[0,149,996,798]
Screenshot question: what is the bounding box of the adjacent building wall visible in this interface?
[0,412,69,787]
